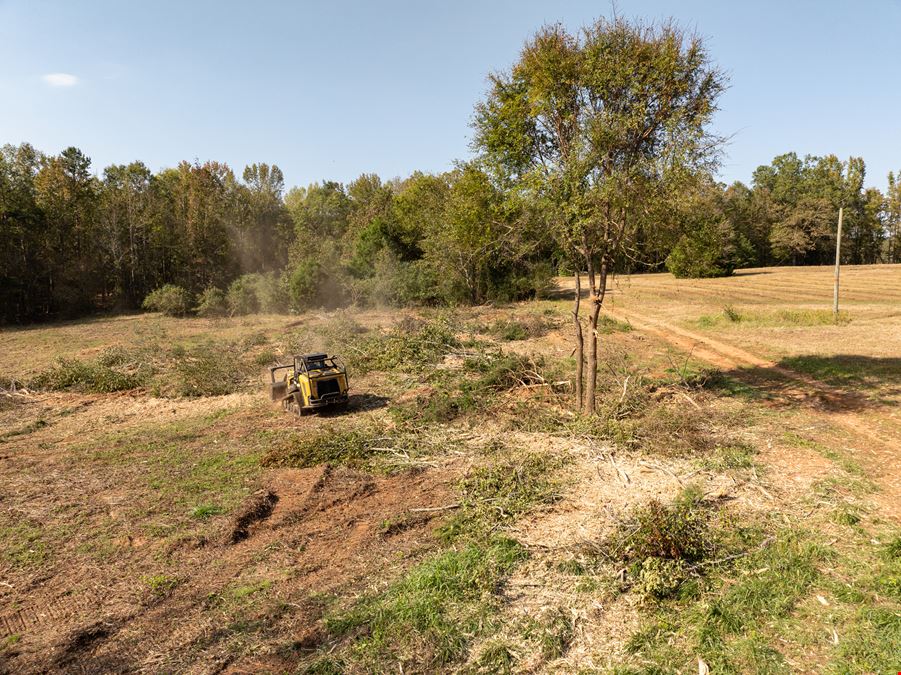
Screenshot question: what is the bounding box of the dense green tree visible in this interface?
[99,162,158,307]
[156,161,239,291]
[753,153,884,266]
[4,137,898,327]
[33,147,101,314]
[0,143,45,322]
[665,182,753,278]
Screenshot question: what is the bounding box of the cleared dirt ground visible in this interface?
[1,264,900,673]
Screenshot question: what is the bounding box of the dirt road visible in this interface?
[554,274,901,519]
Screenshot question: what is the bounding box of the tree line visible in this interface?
[1,28,899,326]
[667,153,901,278]
[0,147,556,323]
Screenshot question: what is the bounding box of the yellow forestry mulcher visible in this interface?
[269,353,349,415]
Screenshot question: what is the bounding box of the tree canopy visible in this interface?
[474,16,726,412]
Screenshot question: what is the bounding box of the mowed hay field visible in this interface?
[1,265,900,673]
[604,264,901,360]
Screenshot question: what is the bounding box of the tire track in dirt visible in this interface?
[0,588,105,638]
[603,305,901,520]
[6,462,454,672]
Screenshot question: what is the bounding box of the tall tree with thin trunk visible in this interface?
[474,16,725,413]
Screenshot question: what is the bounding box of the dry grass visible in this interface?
[3,266,901,672]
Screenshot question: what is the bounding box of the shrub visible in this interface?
[599,488,723,600]
[666,220,746,279]
[464,352,546,391]
[633,557,689,599]
[608,487,713,565]
[31,357,146,393]
[723,304,742,322]
[141,284,193,317]
[253,272,289,313]
[171,343,255,396]
[352,317,460,374]
[226,275,260,316]
[195,287,228,317]
[487,315,551,341]
[392,389,477,425]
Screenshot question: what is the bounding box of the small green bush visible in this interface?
[723,304,742,322]
[143,573,179,596]
[226,275,260,316]
[195,287,228,317]
[609,488,714,564]
[142,284,193,317]
[633,557,688,599]
[495,321,529,341]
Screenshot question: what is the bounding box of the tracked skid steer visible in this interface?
[269,353,349,415]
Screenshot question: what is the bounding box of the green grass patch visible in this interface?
[783,432,873,492]
[701,444,756,472]
[227,579,272,601]
[468,639,517,673]
[598,314,634,334]
[520,607,575,661]
[69,416,263,537]
[822,533,901,672]
[694,307,850,329]
[1,634,21,653]
[623,530,825,672]
[0,514,50,568]
[190,503,224,520]
[143,573,179,597]
[693,371,762,400]
[325,536,526,670]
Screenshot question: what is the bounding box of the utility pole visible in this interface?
[833,206,843,321]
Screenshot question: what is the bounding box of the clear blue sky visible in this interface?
[1,0,899,190]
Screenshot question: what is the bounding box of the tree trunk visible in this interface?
[585,299,601,414]
[572,270,584,410]
[585,263,607,415]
